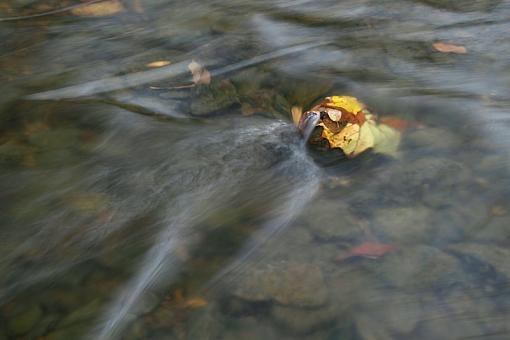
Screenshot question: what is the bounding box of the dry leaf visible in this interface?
[188,60,211,86]
[71,0,124,17]
[298,96,402,158]
[336,242,396,261]
[145,60,171,68]
[433,42,467,54]
[184,297,208,309]
[291,106,303,125]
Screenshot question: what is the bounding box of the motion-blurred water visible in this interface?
[1,0,510,339]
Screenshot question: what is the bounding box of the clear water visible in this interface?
[1,0,510,339]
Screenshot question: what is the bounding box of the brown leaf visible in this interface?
[433,42,467,54]
[336,241,396,261]
[71,0,124,17]
[378,116,410,132]
[188,60,211,86]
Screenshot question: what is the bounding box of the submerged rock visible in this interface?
[382,157,470,206]
[231,260,327,307]
[57,299,103,328]
[271,304,337,334]
[404,127,463,153]
[367,245,463,291]
[466,216,510,243]
[372,206,433,244]
[448,243,510,279]
[6,303,43,336]
[190,80,239,116]
[304,200,364,242]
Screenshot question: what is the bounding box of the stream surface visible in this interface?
[1,0,510,339]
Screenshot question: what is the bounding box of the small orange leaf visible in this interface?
[336,242,396,262]
[145,60,171,68]
[433,42,467,54]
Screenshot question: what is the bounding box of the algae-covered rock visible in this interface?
[7,303,43,336]
[45,323,90,340]
[57,299,103,328]
[190,80,239,116]
[231,260,327,307]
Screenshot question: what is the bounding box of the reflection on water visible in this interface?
[1,0,510,339]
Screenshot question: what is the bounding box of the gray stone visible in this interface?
[372,294,423,335]
[137,292,160,316]
[372,206,433,244]
[29,313,61,337]
[355,314,394,340]
[382,157,470,207]
[448,243,510,278]
[368,245,463,291]
[405,127,462,153]
[271,304,337,334]
[221,316,285,340]
[45,323,89,340]
[190,80,239,116]
[304,199,364,242]
[416,317,485,339]
[231,260,327,307]
[186,304,223,340]
[57,299,103,328]
[466,216,510,242]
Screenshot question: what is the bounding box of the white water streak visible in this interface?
[26,42,329,101]
[94,187,219,340]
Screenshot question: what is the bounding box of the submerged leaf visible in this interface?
[433,42,467,54]
[71,0,124,17]
[336,241,396,261]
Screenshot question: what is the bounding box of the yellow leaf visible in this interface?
[145,60,171,68]
[71,0,124,17]
[328,96,365,114]
[302,96,402,158]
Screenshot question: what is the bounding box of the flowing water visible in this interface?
[1,0,510,339]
